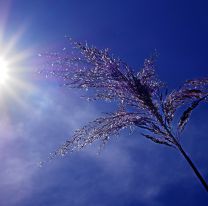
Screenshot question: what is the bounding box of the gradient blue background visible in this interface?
[0,0,208,205]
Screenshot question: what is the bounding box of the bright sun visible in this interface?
[0,23,34,107]
[0,56,9,85]
[0,5,37,109]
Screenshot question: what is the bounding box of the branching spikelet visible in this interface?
[41,41,208,160]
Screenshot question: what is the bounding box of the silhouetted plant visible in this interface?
[42,41,208,191]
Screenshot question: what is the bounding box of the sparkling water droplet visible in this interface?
[39,161,44,167]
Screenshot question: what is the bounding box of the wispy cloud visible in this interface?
[0,79,207,206]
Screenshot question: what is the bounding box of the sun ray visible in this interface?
[0,23,34,110]
[9,48,32,65]
[2,28,25,57]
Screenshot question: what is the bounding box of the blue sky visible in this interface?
[0,0,208,205]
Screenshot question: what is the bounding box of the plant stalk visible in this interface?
[177,144,208,192]
[154,109,208,191]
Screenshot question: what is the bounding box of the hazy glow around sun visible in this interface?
[0,56,9,85]
[0,22,35,108]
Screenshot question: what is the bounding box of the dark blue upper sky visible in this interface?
[0,0,208,205]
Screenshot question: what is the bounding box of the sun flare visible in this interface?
[0,56,9,85]
[0,24,35,108]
